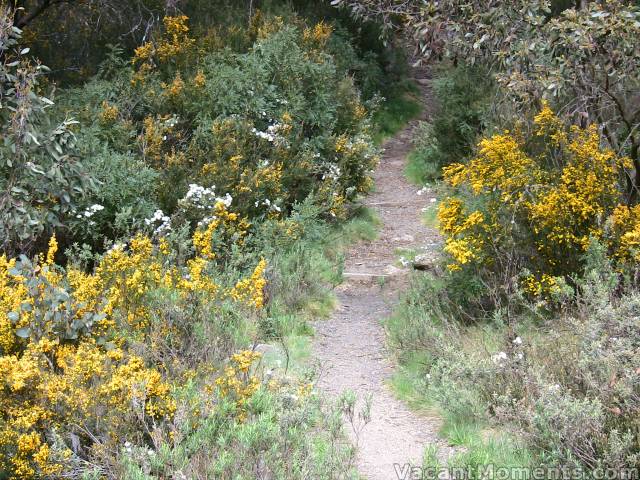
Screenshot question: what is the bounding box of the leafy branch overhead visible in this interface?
[333,0,640,199]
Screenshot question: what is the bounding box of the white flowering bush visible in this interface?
[65,149,160,250]
[52,14,378,256]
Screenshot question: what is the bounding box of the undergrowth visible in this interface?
[388,52,640,475]
[372,78,422,145]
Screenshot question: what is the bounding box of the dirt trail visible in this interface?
[312,72,455,479]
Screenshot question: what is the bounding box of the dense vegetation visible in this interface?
[0,2,407,477]
[337,0,640,475]
[4,0,640,476]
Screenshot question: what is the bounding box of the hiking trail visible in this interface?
[312,70,457,479]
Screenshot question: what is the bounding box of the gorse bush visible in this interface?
[387,102,640,473]
[438,103,637,300]
[0,204,267,476]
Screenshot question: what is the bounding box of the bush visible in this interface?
[116,382,358,479]
[388,246,640,474]
[67,148,160,250]
[492,267,640,472]
[406,65,491,183]
[0,19,94,257]
[438,103,637,303]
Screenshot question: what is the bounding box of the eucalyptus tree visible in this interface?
[332,0,640,200]
[0,10,93,255]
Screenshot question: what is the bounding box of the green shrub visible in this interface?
[0,21,94,257]
[68,149,159,250]
[116,382,358,480]
[389,249,640,473]
[406,64,492,183]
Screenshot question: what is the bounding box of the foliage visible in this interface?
[0,195,272,476]
[406,65,492,183]
[117,376,358,480]
[335,0,640,200]
[389,249,640,474]
[11,0,166,83]
[52,13,379,253]
[370,78,421,145]
[0,15,93,257]
[0,10,385,474]
[0,186,376,478]
[0,3,424,478]
[437,103,637,300]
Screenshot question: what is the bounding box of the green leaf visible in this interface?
[8,267,21,276]
[15,327,31,338]
[7,311,19,323]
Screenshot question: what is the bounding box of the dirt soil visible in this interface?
[312,72,456,479]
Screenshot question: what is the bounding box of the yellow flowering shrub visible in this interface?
[193,70,206,88]
[132,15,195,85]
[438,103,634,296]
[162,72,185,99]
[0,203,270,476]
[214,350,262,420]
[0,238,175,478]
[228,259,268,309]
[138,115,170,166]
[303,21,333,47]
[98,100,119,125]
[609,204,640,263]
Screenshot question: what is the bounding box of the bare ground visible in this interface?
[311,73,455,479]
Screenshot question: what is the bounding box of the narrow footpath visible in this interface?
[312,72,455,479]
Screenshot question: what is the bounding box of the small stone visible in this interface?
[254,343,275,355]
[392,234,415,242]
[412,254,438,271]
[384,265,403,276]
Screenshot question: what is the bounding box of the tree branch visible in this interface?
[14,0,73,29]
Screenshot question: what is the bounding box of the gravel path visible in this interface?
[312,72,456,480]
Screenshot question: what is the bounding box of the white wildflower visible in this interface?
[82,204,105,218]
[492,351,508,365]
[145,209,171,235]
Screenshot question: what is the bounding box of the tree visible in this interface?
[0,8,93,255]
[332,0,640,201]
